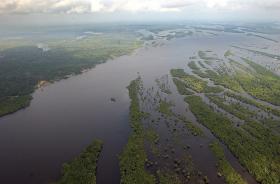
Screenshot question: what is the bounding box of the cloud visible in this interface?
[0,0,91,14]
[0,0,280,14]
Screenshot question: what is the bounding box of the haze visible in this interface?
[1,0,280,25]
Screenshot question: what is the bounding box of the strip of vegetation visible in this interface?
[188,61,200,70]
[175,114,204,136]
[199,70,242,92]
[146,128,160,156]
[184,121,204,136]
[158,170,182,184]
[246,33,278,43]
[234,59,280,105]
[171,69,223,93]
[209,141,247,184]
[57,139,103,184]
[198,61,207,69]
[224,91,280,117]
[158,100,174,117]
[206,94,255,122]
[232,46,280,60]
[119,78,155,184]
[186,59,242,92]
[198,50,220,61]
[0,95,32,116]
[224,50,234,57]
[172,78,194,95]
[264,119,280,134]
[155,78,171,94]
[185,95,280,184]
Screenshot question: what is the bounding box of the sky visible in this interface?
[0,0,280,25]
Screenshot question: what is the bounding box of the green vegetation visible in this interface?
[155,78,171,94]
[198,50,219,60]
[170,68,188,78]
[0,33,141,117]
[224,50,234,57]
[184,121,204,136]
[146,128,160,156]
[224,91,280,117]
[172,78,194,95]
[265,119,280,134]
[197,69,242,92]
[246,33,278,43]
[175,114,204,136]
[188,61,200,70]
[209,141,247,184]
[234,58,280,105]
[0,95,32,116]
[57,140,103,184]
[165,31,193,40]
[119,78,155,184]
[206,94,255,122]
[171,69,223,93]
[158,100,173,116]
[173,53,280,183]
[185,95,280,184]
[198,61,207,69]
[158,170,182,184]
[232,46,280,60]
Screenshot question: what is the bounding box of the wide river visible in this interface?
[0,33,259,184]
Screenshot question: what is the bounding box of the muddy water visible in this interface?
[0,34,258,184]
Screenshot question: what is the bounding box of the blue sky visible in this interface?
[0,0,279,24]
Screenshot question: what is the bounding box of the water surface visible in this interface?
[0,34,260,184]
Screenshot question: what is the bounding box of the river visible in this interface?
[0,33,261,184]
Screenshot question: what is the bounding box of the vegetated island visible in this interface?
[170,49,280,184]
[56,139,103,184]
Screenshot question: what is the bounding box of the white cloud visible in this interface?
[0,0,280,14]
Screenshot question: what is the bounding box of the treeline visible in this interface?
[119,78,155,184]
[57,140,103,184]
[0,34,140,117]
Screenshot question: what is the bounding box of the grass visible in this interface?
[119,78,155,184]
[209,141,247,184]
[57,140,103,184]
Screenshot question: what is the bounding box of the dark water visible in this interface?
[0,34,257,184]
